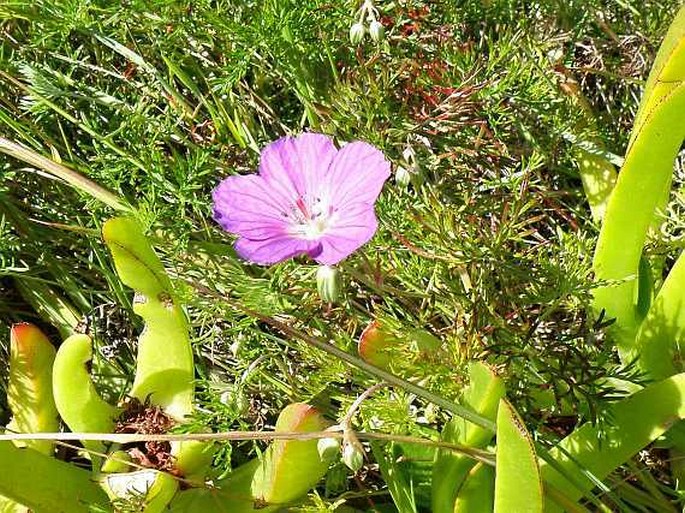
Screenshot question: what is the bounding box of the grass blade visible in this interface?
[0,137,130,212]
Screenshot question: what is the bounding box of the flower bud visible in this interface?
[316,265,341,303]
[402,145,416,163]
[369,20,385,42]
[349,22,366,45]
[395,165,411,188]
[317,437,341,463]
[342,439,364,472]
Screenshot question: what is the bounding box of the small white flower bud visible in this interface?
[316,265,342,303]
[398,144,423,188]
[395,165,411,188]
[342,439,364,472]
[369,20,385,42]
[349,23,366,45]
[317,437,341,463]
[402,145,416,163]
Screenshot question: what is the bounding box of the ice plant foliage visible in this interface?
[213,133,391,265]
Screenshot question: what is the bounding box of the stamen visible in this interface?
[295,197,310,219]
[287,194,334,239]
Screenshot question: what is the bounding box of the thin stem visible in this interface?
[0,429,495,466]
[189,281,496,432]
[342,382,387,427]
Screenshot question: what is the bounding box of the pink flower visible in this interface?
[213,133,391,265]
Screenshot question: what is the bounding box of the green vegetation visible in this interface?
[1,0,685,511]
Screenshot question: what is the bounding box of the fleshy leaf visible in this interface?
[358,321,394,369]
[251,403,329,505]
[101,470,178,513]
[541,372,685,510]
[632,4,685,139]
[575,148,617,224]
[52,334,120,456]
[173,439,217,483]
[168,402,330,512]
[592,5,685,356]
[432,362,504,513]
[633,249,685,379]
[454,463,495,513]
[103,217,193,421]
[494,399,543,513]
[7,323,59,455]
[0,440,110,513]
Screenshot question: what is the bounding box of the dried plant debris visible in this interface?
[115,397,177,474]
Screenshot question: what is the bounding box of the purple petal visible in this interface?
[314,204,379,265]
[259,133,338,200]
[213,175,291,239]
[213,133,389,266]
[325,141,391,207]
[234,236,322,265]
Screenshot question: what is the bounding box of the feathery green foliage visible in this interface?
[1,0,684,511]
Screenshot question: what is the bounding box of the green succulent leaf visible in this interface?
[453,463,495,513]
[0,497,28,513]
[168,404,329,512]
[633,249,685,380]
[0,441,111,513]
[102,217,193,421]
[2,324,61,512]
[251,403,329,505]
[167,460,267,513]
[7,323,59,455]
[432,361,504,513]
[592,5,685,357]
[541,372,685,509]
[575,148,617,224]
[52,333,120,456]
[173,439,217,484]
[494,399,543,513]
[100,470,178,513]
[632,4,685,138]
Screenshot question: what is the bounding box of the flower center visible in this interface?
[284,195,333,239]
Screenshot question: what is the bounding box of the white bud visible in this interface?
[342,440,364,472]
[316,265,342,303]
[349,23,366,45]
[395,165,411,188]
[317,437,341,463]
[369,21,385,42]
